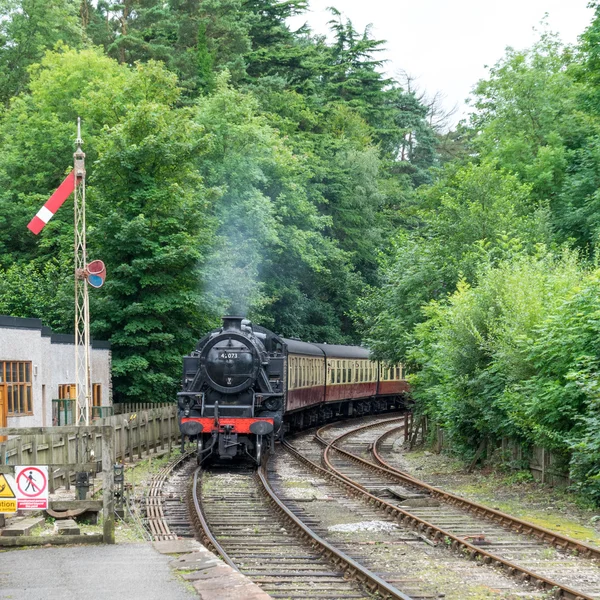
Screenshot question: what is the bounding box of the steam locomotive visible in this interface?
[178,316,408,464]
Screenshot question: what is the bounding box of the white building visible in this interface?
[0,315,112,428]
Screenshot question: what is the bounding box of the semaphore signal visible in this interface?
[27,118,106,425]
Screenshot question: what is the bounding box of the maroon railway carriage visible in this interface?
[283,338,407,430]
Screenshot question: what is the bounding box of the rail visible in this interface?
[307,417,595,600]
[188,453,414,600]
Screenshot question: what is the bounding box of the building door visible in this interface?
[0,384,6,441]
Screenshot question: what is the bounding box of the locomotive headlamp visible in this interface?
[263,397,281,411]
[177,392,200,416]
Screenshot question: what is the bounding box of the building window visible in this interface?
[0,361,33,416]
[58,384,77,400]
[93,384,102,407]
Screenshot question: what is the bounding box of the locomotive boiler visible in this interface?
[178,316,408,464]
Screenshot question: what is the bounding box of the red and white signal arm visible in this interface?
[87,260,106,288]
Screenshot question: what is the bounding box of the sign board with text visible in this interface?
[0,473,17,513]
[15,466,48,510]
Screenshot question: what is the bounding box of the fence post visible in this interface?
[65,435,73,490]
[101,426,115,544]
[142,416,148,458]
[167,412,172,455]
[48,434,55,493]
[152,413,158,455]
[159,413,164,452]
[541,447,546,484]
[137,420,142,460]
[16,438,22,464]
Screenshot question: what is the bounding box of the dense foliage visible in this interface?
[357,6,600,503]
[0,1,437,401]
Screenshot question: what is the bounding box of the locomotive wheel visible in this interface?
[255,435,263,465]
[196,437,203,465]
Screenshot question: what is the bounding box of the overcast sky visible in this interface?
[289,1,594,126]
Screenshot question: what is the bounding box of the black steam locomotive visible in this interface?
[178,316,407,464]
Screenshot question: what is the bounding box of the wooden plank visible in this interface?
[48,434,55,493]
[55,519,80,535]
[0,534,103,546]
[0,426,106,436]
[65,434,73,491]
[102,425,115,544]
[2,517,44,537]
[0,463,96,474]
[16,438,22,464]
[137,421,142,459]
[142,419,147,457]
[49,500,103,511]
[167,412,172,454]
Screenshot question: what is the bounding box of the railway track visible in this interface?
[273,433,540,599]
[143,414,600,599]
[188,463,412,599]
[309,416,600,600]
[144,450,196,541]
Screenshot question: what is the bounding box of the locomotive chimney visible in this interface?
[222,316,244,332]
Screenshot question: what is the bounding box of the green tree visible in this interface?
[194,74,361,342]
[91,66,214,401]
[0,0,84,104]
[357,161,550,362]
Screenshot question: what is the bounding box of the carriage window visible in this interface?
[330,363,334,384]
[396,366,401,380]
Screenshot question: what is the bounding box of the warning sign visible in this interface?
[15,466,48,510]
[0,473,17,513]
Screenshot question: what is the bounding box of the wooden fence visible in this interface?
[113,402,173,415]
[0,405,180,480]
[0,425,115,545]
[0,405,182,545]
[432,424,570,486]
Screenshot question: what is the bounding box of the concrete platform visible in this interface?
[0,540,272,600]
[154,539,271,600]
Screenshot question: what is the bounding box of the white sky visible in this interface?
[289,1,594,126]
